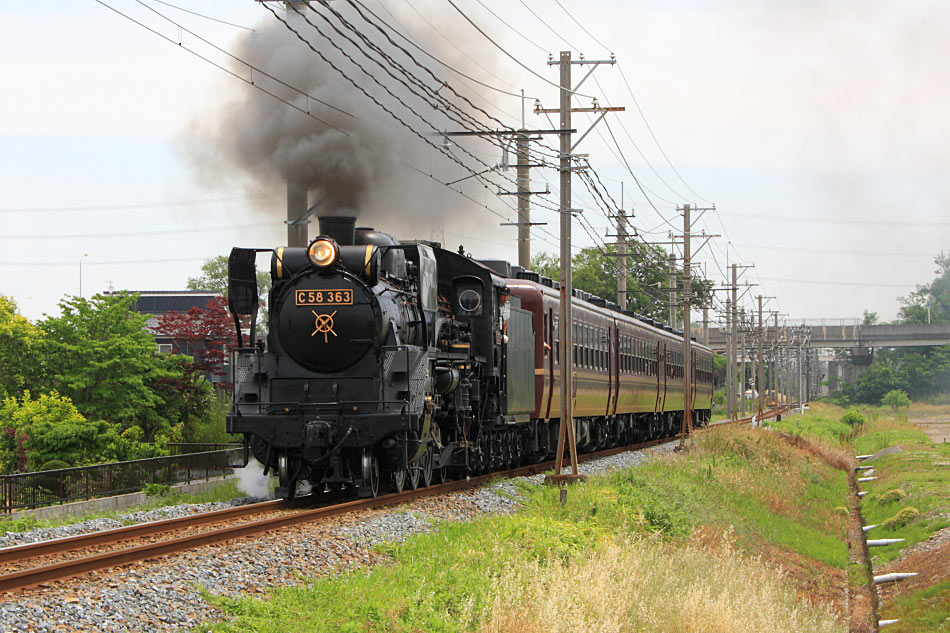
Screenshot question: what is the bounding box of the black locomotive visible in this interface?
[226,216,713,499]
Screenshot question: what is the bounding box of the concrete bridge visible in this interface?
[705,321,950,351]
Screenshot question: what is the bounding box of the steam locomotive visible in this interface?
[225,216,713,499]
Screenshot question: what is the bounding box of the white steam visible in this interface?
[234,457,274,499]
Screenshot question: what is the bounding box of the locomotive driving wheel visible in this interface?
[420,447,433,487]
[391,468,407,494]
[407,460,421,490]
[361,448,380,498]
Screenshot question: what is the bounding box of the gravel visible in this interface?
[0,441,677,633]
[0,496,272,549]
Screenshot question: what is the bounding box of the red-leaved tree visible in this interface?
[154,297,236,392]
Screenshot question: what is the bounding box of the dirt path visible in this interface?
[909,414,950,443]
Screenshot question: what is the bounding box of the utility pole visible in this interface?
[772,312,779,407]
[536,51,621,484]
[516,132,531,269]
[681,204,693,443]
[668,253,678,329]
[554,50,579,480]
[740,318,747,417]
[757,295,764,416]
[725,298,733,420]
[730,265,739,420]
[675,204,717,444]
[616,210,628,311]
[702,305,709,345]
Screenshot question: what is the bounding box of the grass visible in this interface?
[858,442,950,564]
[767,400,950,632]
[197,426,848,632]
[879,580,950,633]
[0,479,246,536]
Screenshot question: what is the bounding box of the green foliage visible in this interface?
[879,579,950,632]
[187,255,271,322]
[35,292,184,439]
[0,296,42,399]
[880,488,907,504]
[852,364,901,404]
[38,460,70,472]
[882,506,920,530]
[0,391,170,473]
[881,389,911,409]
[143,483,172,497]
[899,251,950,324]
[202,427,848,633]
[530,245,713,322]
[840,408,867,427]
[183,389,234,444]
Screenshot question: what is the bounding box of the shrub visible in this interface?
[881,389,911,409]
[144,483,171,497]
[840,408,867,427]
[38,459,70,471]
[882,506,920,530]
[880,489,907,504]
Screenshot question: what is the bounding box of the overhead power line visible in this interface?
[446,0,597,99]
[0,196,259,214]
[721,210,950,227]
[144,0,255,31]
[517,0,579,52]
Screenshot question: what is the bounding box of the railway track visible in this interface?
[0,411,795,593]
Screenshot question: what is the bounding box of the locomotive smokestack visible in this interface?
[318,216,357,246]
[287,180,308,247]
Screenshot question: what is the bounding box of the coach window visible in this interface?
[553,317,559,364]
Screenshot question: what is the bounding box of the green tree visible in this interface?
[187,255,271,309]
[0,391,169,473]
[862,310,879,325]
[854,363,901,404]
[35,293,183,439]
[899,252,950,323]
[530,245,710,324]
[881,389,911,409]
[0,296,42,398]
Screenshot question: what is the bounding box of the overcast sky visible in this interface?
[2,0,947,324]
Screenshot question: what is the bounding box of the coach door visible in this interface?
[655,341,667,414]
[610,323,619,417]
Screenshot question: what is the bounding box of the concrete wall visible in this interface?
[7,475,235,522]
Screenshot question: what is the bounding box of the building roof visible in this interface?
[125,291,224,315]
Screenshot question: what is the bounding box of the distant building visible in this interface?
[125,290,225,353]
[109,290,230,386]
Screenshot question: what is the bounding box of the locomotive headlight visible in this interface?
[308,238,339,267]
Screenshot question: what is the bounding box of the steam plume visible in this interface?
[184,2,508,240]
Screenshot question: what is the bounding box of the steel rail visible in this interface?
[0,437,672,592]
[0,499,302,565]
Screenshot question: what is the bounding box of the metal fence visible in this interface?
[164,443,241,455]
[0,450,233,513]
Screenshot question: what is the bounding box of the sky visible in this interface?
[2,0,948,325]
